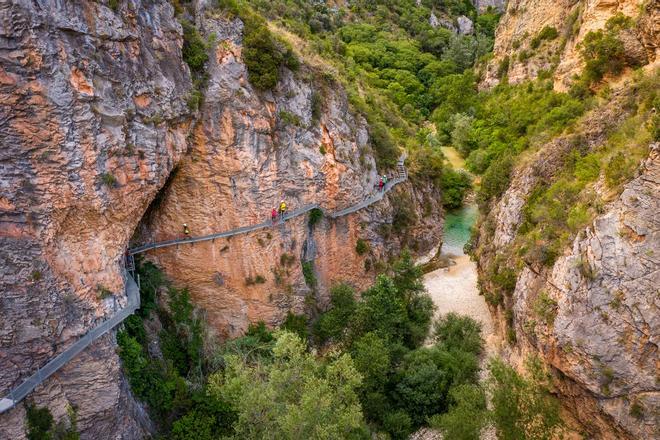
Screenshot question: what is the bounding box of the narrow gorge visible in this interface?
[1,1,657,439]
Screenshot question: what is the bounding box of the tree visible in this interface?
[429,384,488,440]
[210,332,367,439]
[440,169,472,209]
[450,113,475,156]
[488,358,564,440]
[433,313,483,355]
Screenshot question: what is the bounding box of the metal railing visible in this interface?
[0,155,407,412]
[129,155,408,255]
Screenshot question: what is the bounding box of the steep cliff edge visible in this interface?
[482,0,658,90]
[0,1,190,438]
[471,73,659,438]
[135,12,442,337]
[1,1,443,437]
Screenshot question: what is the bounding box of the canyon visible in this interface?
[1,0,658,438]
[0,1,441,437]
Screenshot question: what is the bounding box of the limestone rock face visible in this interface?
[0,0,190,437]
[472,0,507,13]
[472,85,659,438]
[457,15,474,35]
[136,13,443,338]
[482,0,658,90]
[1,2,443,437]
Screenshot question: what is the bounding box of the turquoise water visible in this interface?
[442,204,478,256]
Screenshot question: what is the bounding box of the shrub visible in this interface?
[355,238,369,255]
[488,358,564,440]
[497,55,510,79]
[310,91,323,121]
[477,155,513,211]
[26,403,54,440]
[530,26,558,49]
[242,12,299,90]
[280,253,296,267]
[441,169,472,209]
[604,152,634,188]
[579,14,633,85]
[278,110,301,126]
[313,283,357,343]
[301,260,316,288]
[281,312,309,341]
[101,172,117,187]
[533,291,558,325]
[96,285,113,300]
[433,313,483,355]
[429,384,488,440]
[180,20,208,75]
[308,207,323,227]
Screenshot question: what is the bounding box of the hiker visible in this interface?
[382,174,388,185]
[279,200,287,219]
[183,223,190,238]
[271,208,278,223]
[378,177,384,191]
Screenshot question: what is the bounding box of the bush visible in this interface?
[441,169,472,209]
[241,12,299,90]
[281,312,309,341]
[477,155,513,211]
[429,384,488,440]
[180,20,208,75]
[308,207,323,227]
[488,358,564,440]
[579,14,634,85]
[101,172,117,188]
[433,313,483,355]
[310,91,323,121]
[530,26,558,49]
[497,55,510,79]
[313,283,357,343]
[533,291,558,325]
[355,238,369,255]
[26,404,54,440]
[278,110,301,126]
[301,260,316,288]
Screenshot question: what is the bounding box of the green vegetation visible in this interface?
[578,13,635,86]
[100,172,117,188]
[123,254,570,438]
[441,169,472,209]
[218,0,299,90]
[530,26,558,49]
[488,358,564,439]
[308,207,323,226]
[96,285,113,300]
[26,403,79,440]
[532,291,558,326]
[301,260,316,288]
[209,332,366,438]
[277,110,302,126]
[355,238,370,255]
[181,20,209,75]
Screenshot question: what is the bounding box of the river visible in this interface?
[424,150,496,351]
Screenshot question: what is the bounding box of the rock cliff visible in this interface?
[472,78,659,438]
[482,0,658,90]
[0,1,442,437]
[134,12,442,338]
[0,0,190,437]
